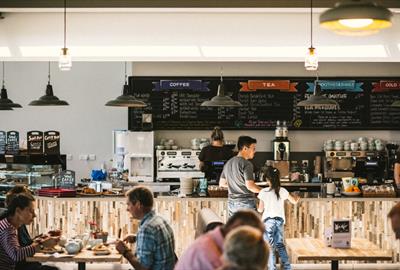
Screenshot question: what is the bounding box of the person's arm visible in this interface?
[116,240,149,270]
[219,177,228,188]
[245,180,262,193]
[288,193,300,204]
[0,230,38,262]
[257,200,264,213]
[395,163,400,186]
[199,161,205,172]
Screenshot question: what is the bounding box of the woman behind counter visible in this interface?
[198,127,235,182]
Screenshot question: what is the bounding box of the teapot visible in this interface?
[65,239,82,254]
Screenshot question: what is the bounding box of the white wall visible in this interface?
[0,61,400,179]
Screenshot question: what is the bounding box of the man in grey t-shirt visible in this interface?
[219,136,261,217]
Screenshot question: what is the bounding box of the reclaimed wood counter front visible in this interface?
[31,195,399,260]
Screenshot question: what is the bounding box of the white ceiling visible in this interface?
[0,8,399,62]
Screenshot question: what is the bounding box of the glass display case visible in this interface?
[0,154,66,203]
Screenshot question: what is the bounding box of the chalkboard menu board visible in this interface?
[56,170,75,189]
[27,131,44,154]
[128,77,400,130]
[0,131,5,154]
[44,131,60,154]
[6,131,19,154]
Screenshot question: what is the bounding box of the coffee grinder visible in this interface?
[272,121,290,179]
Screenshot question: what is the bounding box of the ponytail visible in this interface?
[261,166,281,200]
[211,126,224,142]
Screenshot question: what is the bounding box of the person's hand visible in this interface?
[40,236,60,248]
[123,234,137,244]
[116,240,129,254]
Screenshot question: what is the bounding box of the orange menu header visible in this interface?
[239,80,297,92]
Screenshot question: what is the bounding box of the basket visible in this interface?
[207,187,228,197]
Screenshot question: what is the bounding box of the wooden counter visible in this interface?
[31,195,400,261]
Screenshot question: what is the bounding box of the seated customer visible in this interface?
[175,209,264,270]
[218,225,268,270]
[116,186,176,270]
[0,193,58,270]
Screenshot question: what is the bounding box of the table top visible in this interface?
[286,238,392,261]
[26,248,123,263]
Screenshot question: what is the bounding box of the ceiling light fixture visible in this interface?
[105,62,147,108]
[0,62,22,110]
[29,62,69,106]
[297,73,339,110]
[59,0,72,71]
[305,0,318,71]
[201,67,242,107]
[320,0,393,36]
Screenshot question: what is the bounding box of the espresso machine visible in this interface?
[271,121,290,179]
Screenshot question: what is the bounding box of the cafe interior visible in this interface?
[0,0,400,270]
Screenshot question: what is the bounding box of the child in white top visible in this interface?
[257,166,299,270]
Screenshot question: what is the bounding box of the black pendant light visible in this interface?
[320,0,392,36]
[29,62,69,106]
[201,68,242,107]
[0,62,22,109]
[391,100,400,107]
[105,62,147,108]
[297,74,339,110]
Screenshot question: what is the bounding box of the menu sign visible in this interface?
[0,131,5,154]
[44,131,60,154]
[6,131,19,154]
[128,77,400,130]
[56,170,75,189]
[27,131,44,154]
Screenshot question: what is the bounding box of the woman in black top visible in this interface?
[198,127,234,182]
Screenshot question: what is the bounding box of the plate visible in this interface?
[102,192,124,196]
[77,192,101,197]
[93,249,111,255]
[341,191,362,196]
[42,247,64,254]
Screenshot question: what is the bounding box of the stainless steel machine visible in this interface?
[156,150,204,181]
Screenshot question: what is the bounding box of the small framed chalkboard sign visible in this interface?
[0,131,6,154]
[56,170,75,189]
[27,131,44,154]
[44,131,60,154]
[6,131,19,155]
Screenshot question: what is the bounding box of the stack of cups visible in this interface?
[180,177,193,196]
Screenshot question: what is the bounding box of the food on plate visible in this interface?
[82,187,97,194]
[344,186,360,193]
[48,229,62,237]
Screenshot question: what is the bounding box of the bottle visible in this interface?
[282,121,288,139]
[275,120,283,139]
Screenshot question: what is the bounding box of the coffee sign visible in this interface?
[27,131,44,154]
[44,131,60,154]
[6,131,19,154]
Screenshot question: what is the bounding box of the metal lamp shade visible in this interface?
[297,83,339,109]
[320,1,392,35]
[29,84,69,106]
[201,82,242,107]
[0,87,22,108]
[105,84,147,108]
[391,100,400,107]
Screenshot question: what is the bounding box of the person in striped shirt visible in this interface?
[0,192,58,270]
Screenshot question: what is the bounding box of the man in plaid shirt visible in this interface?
[116,186,176,270]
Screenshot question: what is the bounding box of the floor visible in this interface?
[46,263,400,270]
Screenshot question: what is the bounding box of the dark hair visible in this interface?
[5,193,35,217]
[262,166,281,200]
[237,136,257,151]
[388,202,400,218]
[5,185,32,206]
[211,126,224,142]
[225,209,264,233]
[127,186,154,210]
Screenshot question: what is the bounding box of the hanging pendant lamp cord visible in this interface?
[310,0,313,48]
[1,62,4,88]
[63,0,67,49]
[125,62,127,84]
[48,61,51,84]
